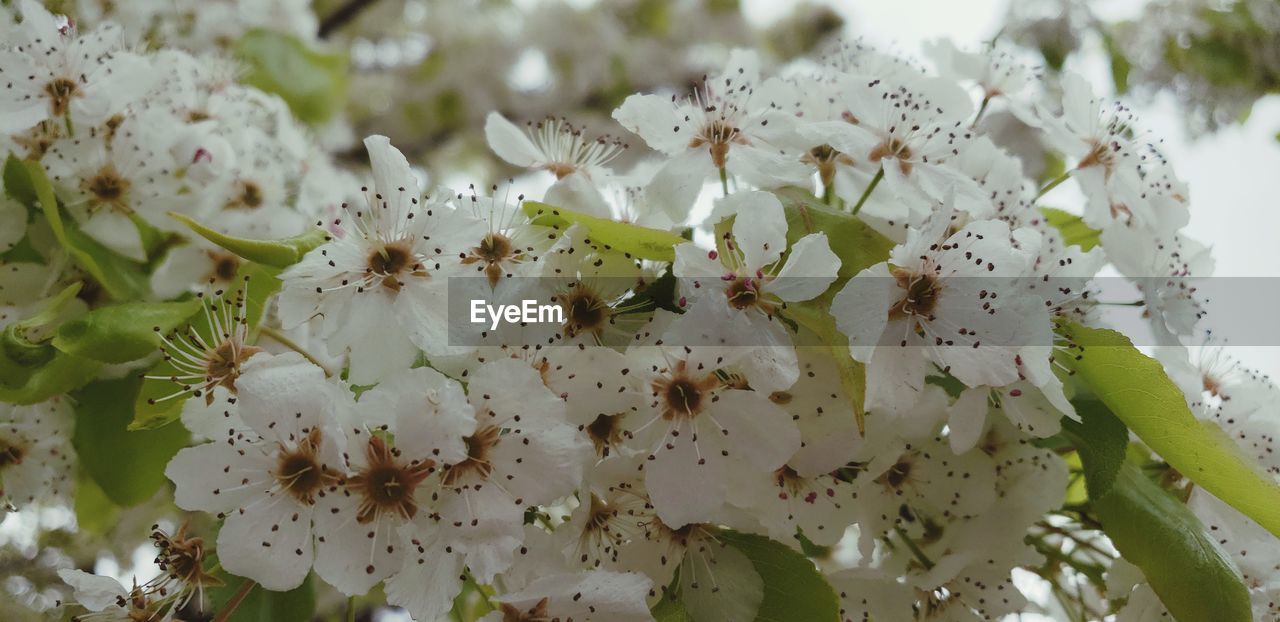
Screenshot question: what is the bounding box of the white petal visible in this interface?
[729,191,788,269]
[771,233,839,301]
[217,501,316,592]
[484,111,544,168]
[384,536,465,621]
[57,570,127,612]
[710,390,800,472]
[646,149,714,221]
[947,388,990,454]
[612,94,687,154]
[644,421,729,528]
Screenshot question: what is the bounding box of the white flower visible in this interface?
[670,190,839,392]
[0,397,74,510]
[798,76,990,219]
[925,39,1035,102]
[613,49,810,218]
[427,358,590,580]
[485,112,625,218]
[310,366,472,595]
[57,570,173,622]
[832,207,1043,416]
[42,112,185,260]
[163,352,347,592]
[278,135,476,384]
[0,0,151,134]
[621,343,801,527]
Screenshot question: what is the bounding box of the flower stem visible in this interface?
[258,325,336,377]
[971,94,992,128]
[719,167,730,197]
[893,527,934,570]
[212,579,256,622]
[318,0,381,38]
[850,167,883,215]
[1036,170,1072,199]
[347,596,357,622]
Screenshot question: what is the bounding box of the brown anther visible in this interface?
[348,436,435,524]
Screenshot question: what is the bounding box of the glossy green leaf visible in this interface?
[208,573,316,622]
[1061,322,1280,538]
[774,187,894,281]
[719,530,840,622]
[52,299,201,363]
[1041,207,1101,251]
[522,200,686,262]
[130,263,282,430]
[169,211,329,268]
[1063,404,1251,622]
[72,377,190,507]
[234,30,348,124]
[18,157,149,300]
[1,282,81,367]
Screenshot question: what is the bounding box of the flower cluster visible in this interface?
[1,2,1277,622]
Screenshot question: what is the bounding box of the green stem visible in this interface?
[1036,169,1072,199]
[893,526,934,570]
[850,167,883,215]
[212,579,256,622]
[719,167,730,197]
[971,95,991,128]
[258,325,336,377]
[347,595,356,622]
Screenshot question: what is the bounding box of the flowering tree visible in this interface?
[1,1,1278,621]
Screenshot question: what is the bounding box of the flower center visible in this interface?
[274,428,335,505]
[724,275,764,311]
[1077,140,1115,173]
[366,241,426,291]
[652,361,721,421]
[888,267,940,320]
[85,166,131,211]
[0,441,26,469]
[881,457,912,490]
[441,425,501,486]
[348,436,434,524]
[209,251,241,282]
[224,180,265,210]
[562,286,608,338]
[462,233,519,287]
[804,144,853,187]
[203,338,263,401]
[44,78,80,117]
[498,598,551,622]
[691,120,746,169]
[869,138,914,175]
[585,413,624,456]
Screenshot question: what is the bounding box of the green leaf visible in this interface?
[1041,207,1101,251]
[169,211,329,268]
[0,282,102,404]
[52,299,201,363]
[1102,32,1132,94]
[73,472,120,536]
[774,187,894,282]
[3,154,37,206]
[1063,404,1252,622]
[17,157,149,300]
[719,530,840,622]
[0,346,101,404]
[1061,322,1280,538]
[651,595,695,622]
[1062,400,1129,499]
[130,264,282,430]
[72,377,190,507]
[208,574,316,622]
[522,200,687,262]
[234,30,348,125]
